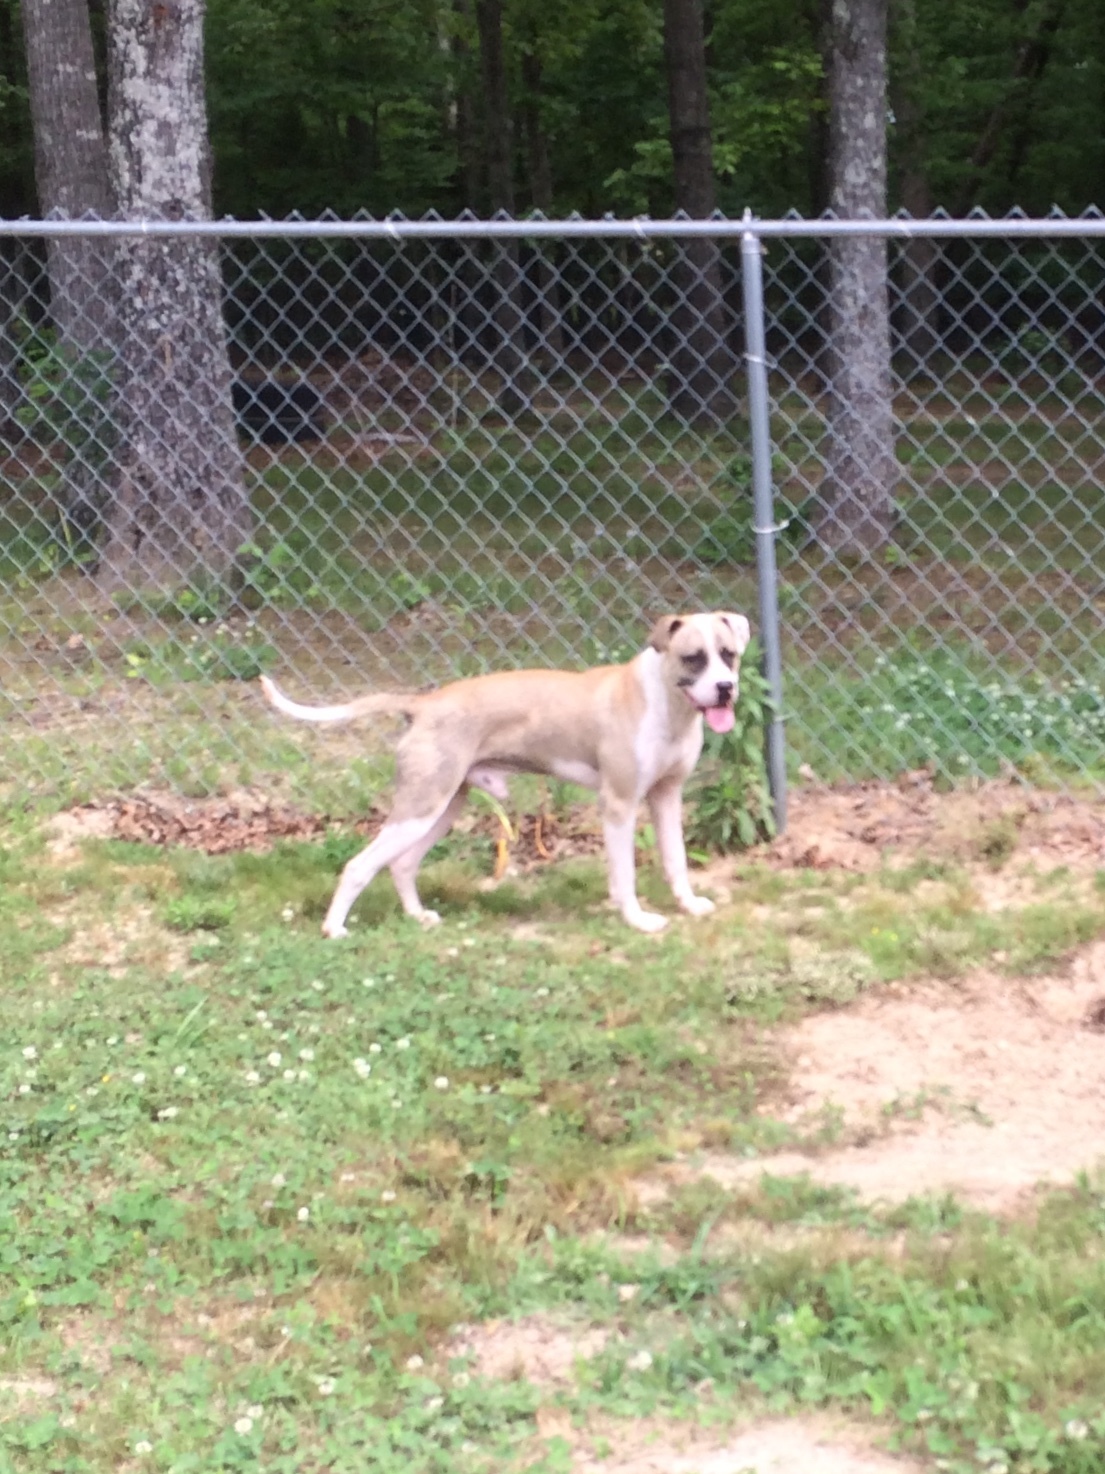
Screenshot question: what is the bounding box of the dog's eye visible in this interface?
[681,651,708,672]
[719,649,736,668]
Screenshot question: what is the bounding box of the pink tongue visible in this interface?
[705,706,735,735]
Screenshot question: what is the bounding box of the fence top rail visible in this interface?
[2,214,1105,241]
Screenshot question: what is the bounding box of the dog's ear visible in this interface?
[717,612,752,655]
[648,614,684,652]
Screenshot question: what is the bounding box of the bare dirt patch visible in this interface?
[648,941,1105,1212]
[447,1313,613,1386]
[0,1375,60,1416]
[767,774,1105,875]
[521,1411,926,1474]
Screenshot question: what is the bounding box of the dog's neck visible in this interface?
[634,646,702,737]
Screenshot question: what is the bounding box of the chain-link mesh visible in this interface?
[1,214,1104,808]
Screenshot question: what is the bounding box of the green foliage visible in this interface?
[693,461,810,566]
[122,624,276,684]
[686,637,777,854]
[15,322,116,478]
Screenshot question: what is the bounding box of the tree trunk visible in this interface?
[891,0,939,368]
[475,0,530,416]
[521,48,565,360]
[661,0,736,423]
[814,0,897,555]
[98,0,252,592]
[0,244,24,446]
[20,0,118,544]
[20,0,116,354]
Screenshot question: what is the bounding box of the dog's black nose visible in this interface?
[716,681,734,705]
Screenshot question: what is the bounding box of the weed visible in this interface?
[686,639,776,853]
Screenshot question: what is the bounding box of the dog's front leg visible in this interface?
[649,777,715,917]
[603,795,667,933]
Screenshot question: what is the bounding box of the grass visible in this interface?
[3,809,1105,1471]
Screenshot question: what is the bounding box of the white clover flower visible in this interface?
[245,1070,261,1085]
[157,1107,179,1120]
[626,1349,653,1372]
[299,1048,314,1062]
[1065,1420,1089,1441]
[353,1059,371,1079]
[281,906,294,921]
[396,1037,411,1051]
[368,1042,382,1054]
[271,1173,286,1187]
[425,1395,444,1411]
[234,1416,253,1435]
[132,1071,146,1085]
[434,1076,449,1091]
[267,1052,282,1068]
[381,1189,397,1203]
[246,1404,264,1420]
[262,1020,274,1030]
[297,1206,310,1222]
[283,1069,296,1081]
[255,1010,268,1020]
[134,1442,152,1456]
[173,1065,187,1077]
[362,977,375,988]
[405,1354,424,1372]
[311,980,324,992]
[17,1083,30,1096]
[316,1376,335,1396]
[452,1371,470,1389]
[21,1046,37,1060]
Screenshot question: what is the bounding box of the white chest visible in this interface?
[632,653,703,796]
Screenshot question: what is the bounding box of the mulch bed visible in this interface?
[85,791,605,870]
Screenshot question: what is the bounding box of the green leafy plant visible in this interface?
[686,637,777,853]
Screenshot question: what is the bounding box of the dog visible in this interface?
[260,610,750,936]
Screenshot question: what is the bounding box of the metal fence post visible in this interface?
[740,211,788,833]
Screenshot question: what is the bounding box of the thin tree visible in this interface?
[813,0,897,554]
[475,0,531,415]
[19,0,118,538]
[892,0,940,368]
[661,0,736,422]
[98,0,252,591]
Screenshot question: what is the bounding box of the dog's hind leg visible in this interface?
[322,803,455,938]
[388,789,468,926]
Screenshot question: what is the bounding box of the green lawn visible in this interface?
[3,807,1105,1472]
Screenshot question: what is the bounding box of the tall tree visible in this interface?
[891,0,940,367]
[521,46,565,356]
[475,0,530,414]
[98,0,252,591]
[813,0,897,554]
[661,0,736,422]
[19,0,118,539]
[19,0,115,353]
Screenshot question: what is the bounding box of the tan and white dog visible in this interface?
[260,610,750,937]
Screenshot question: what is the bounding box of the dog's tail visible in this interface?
[259,674,419,725]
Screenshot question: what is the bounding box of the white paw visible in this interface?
[626,908,668,934]
[680,893,716,917]
[322,922,349,939]
[416,909,442,928]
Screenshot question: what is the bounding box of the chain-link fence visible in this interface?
[2,213,1105,813]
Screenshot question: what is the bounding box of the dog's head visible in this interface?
[648,611,752,733]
